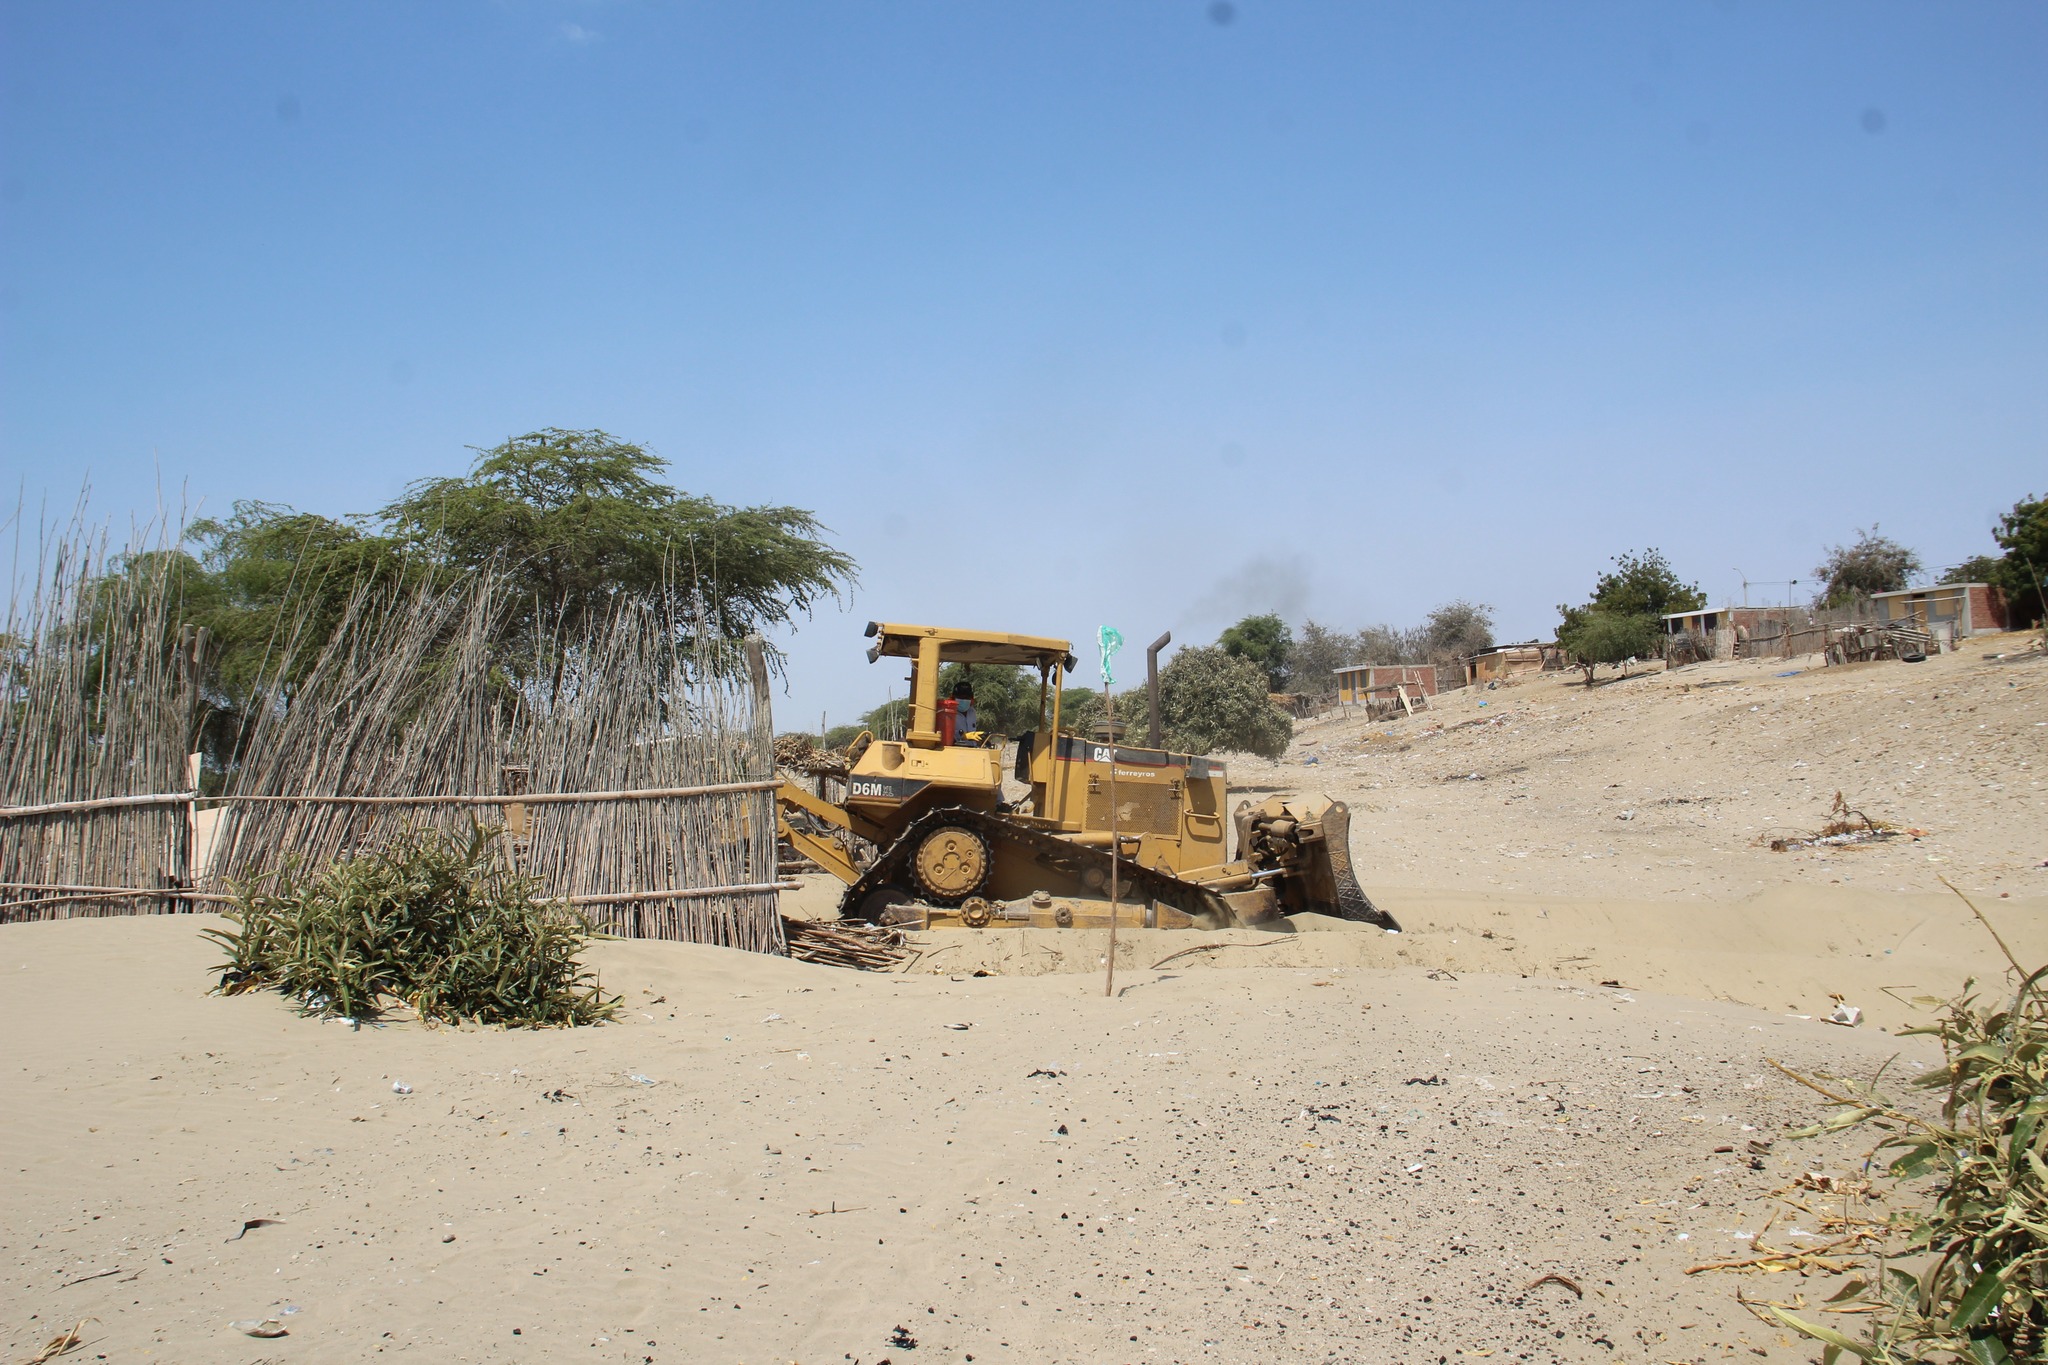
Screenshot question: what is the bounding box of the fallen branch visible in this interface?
[1684,1231,1874,1275]
[1150,938,1288,970]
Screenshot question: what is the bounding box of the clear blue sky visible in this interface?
[3,2,2043,725]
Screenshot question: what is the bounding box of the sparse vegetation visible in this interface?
[1287,603,1496,695]
[1813,525,1923,608]
[1556,608,1660,686]
[1157,645,1293,759]
[206,825,618,1028]
[1556,548,1703,682]
[1761,887,2046,1363]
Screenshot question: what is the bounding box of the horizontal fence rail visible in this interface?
[0,779,784,820]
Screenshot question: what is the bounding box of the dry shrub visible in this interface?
[1761,887,2045,1362]
[206,824,617,1028]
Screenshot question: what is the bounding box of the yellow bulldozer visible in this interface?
[776,621,1399,933]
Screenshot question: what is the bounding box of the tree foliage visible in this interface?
[935,663,1044,737]
[156,430,855,776]
[1158,646,1293,759]
[1813,524,1922,607]
[1572,548,1706,620]
[1555,548,1702,676]
[1556,609,1660,686]
[1218,613,1292,690]
[1419,599,1495,663]
[1991,493,2048,626]
[385,429,855,650]
[1286,602,1499,697]
[1940,554,2005,587]
[1287,620,1355,696]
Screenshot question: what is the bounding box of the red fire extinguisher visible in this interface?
[937,697,958,746]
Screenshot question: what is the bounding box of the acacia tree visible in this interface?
[162,429,856,772]
[1813,525,1921,607]
[385,429,855,655]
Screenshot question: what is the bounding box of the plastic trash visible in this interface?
[390,1081,412,1095]
[1827,1003,1862,1027]
[231,1319,289,1338]
[628,1074,656,1085]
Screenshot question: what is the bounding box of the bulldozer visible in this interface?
[776,621,1400,933]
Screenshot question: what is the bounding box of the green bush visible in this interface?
[1765,890,2045,1362]
[206,825,618,1028]
[1159,646,1293,760]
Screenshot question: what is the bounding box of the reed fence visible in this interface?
[204,573,786,952]
[0,511,201,919]
[3,515,787,952]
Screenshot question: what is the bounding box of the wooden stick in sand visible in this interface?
[1104,687,1118,998]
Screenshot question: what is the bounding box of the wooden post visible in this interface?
[1104,688,1119,999]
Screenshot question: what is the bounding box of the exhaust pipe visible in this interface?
[1146,631,1171,748]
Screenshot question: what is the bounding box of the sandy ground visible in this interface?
[2,635,2044,1364]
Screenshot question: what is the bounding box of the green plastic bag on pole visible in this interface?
[1097,626,1123,687]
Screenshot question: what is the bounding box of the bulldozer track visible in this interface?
[841,806,1234,925]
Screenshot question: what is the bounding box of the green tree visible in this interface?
[1556,609,1660,687]
[1575,548,1706,620]
[183,503,419,700]
[156,430,857,777]
[384,428,856,652]
[1939,555,2004,586]
[858,696,909,741]
[1990,493,2047,627]
[934,663,1045,737]
[1218,613,1292,691]
[1158,646,1293,759]
[1556,548,1702,678]
[1813,525,1921,607]
[1420,599,1495,663]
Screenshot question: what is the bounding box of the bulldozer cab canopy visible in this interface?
[865,622,1077,673]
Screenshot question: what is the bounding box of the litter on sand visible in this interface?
[230,1318,289,1338]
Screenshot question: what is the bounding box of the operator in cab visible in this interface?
[951,682,979,743]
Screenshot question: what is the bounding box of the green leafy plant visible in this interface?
[1158,645,1293,759]
[1759,885,2046,1363]
[206,824,618,1028]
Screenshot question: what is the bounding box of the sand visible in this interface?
[2,637,2043,1363]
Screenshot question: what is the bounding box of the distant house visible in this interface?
[1662,605,1805,660]
[1334,664,1442,706]
[1871,583,2008,638]
[1463,643,1562,687]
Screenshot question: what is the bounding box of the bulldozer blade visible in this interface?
[1315,800,1401,932]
